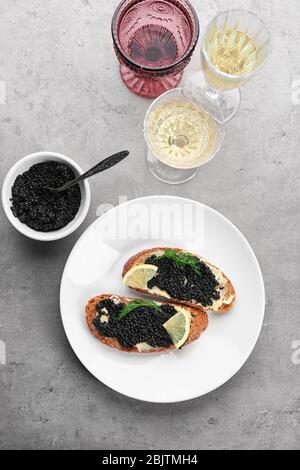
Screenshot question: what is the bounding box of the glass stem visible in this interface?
[203,84,223,102]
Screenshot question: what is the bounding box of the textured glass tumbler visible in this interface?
[112,0,199,99]
[186,10,271,122]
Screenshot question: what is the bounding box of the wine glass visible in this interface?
[111,0,199,99]
[144,87,226,184]
[186,9,271,123]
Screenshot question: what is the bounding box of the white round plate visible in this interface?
[60,196,265,403]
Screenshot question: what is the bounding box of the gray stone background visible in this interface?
[0,0,299,450]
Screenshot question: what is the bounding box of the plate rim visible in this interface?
[60,195,265,403]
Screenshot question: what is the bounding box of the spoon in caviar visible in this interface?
[47,150,130,193]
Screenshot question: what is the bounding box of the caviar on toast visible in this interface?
[122,248,236,313]
[86,294,208,353]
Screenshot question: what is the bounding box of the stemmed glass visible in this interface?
[144,87,226,184]
[111,0,199,99]
[186,9,271,123]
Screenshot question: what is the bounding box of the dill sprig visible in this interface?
[157,249,202,277]
[118,300,161,320]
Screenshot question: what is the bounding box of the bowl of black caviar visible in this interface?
[2,152,91,241]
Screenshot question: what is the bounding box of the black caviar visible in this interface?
[146,254,220,307]
[10,161,81,232]
[93,299,176,350]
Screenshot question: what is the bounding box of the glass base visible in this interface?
[184,72,241,123]
[147,149,198,184]
[120,64,183,99]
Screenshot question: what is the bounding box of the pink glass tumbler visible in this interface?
[112,0,199,99]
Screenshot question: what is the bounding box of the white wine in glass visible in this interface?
[144,88,225,184]
[146,101,217,169]
[206,30,259,77]
[186,10,271,122]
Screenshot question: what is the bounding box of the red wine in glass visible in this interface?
[112,0,199,99]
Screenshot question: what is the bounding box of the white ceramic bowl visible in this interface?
[2,152,91,241]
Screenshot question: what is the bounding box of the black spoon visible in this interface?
[47,150,130,193]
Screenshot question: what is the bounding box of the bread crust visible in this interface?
[122,247,236,313]
[86,294,208,354]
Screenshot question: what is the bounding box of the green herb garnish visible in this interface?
[118,300,161,320]
[157,249,202,277]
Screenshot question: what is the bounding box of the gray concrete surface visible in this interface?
[0,0,299,450]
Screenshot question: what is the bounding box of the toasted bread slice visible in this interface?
[123,248,236,313]
[86,294,208,354]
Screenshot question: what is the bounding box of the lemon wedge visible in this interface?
[123,264,158,290]
[163,309,191,349]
